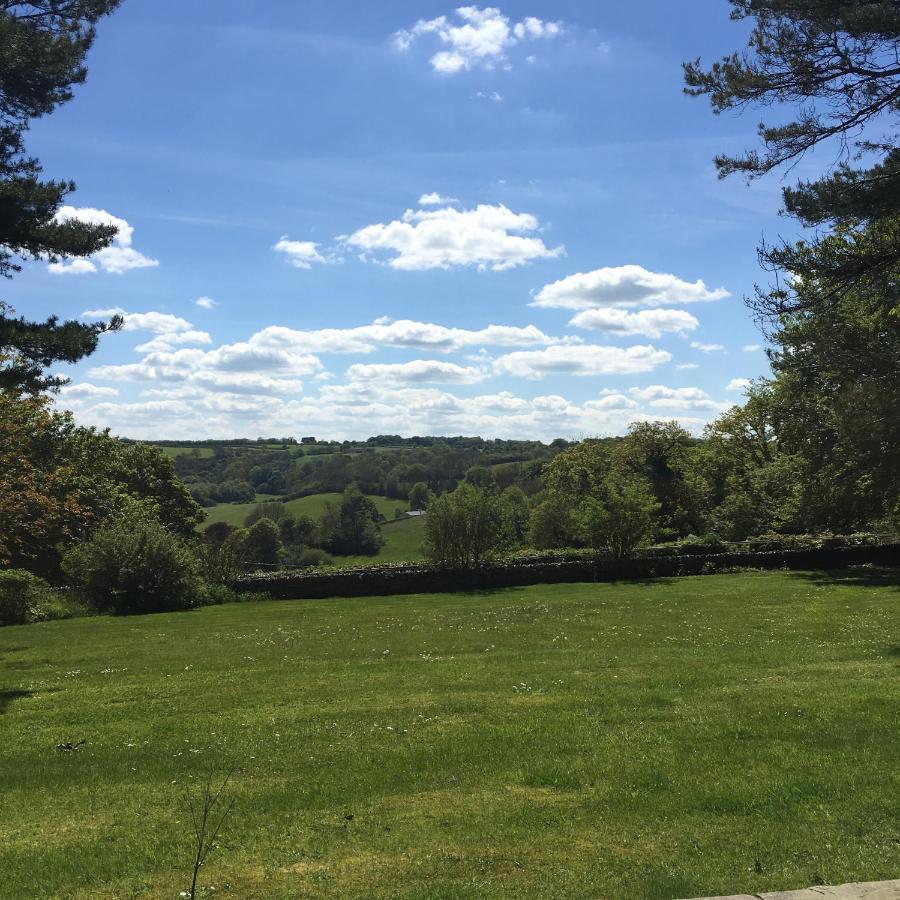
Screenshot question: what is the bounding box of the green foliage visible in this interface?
[62,503,204,615]
[0,2,124,392]
[528,497,576,550]
[613,421,707,541]
[684,1,900,315]
[577,472,658,559]
[499,485,530,547]
[699,385,804,539]
[768,269,900,531]
[0,393,203,574]
[407,481,433,511]
[0,569,56,625]
[244,501,287,528]
[297,547,332,569]
[239,519,282,568]
[541,439,609,498]
[424,482,503,568]
[319,486,384,556]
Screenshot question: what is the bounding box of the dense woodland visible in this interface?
[1,1,899,624]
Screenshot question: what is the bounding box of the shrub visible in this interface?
[0,569,57,626]
[298,548,332,568]
[63,504,204,615]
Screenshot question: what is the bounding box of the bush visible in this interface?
[0,569,57,626]
[63,504,205,615]
[298,548,332,568]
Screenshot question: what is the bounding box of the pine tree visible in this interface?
[684,1,900,317]
[1,1,123,393]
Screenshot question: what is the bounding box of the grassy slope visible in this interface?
[335,514,426,566]
[200,494,409,531]
[1,570,898,899]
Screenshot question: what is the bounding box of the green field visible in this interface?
[336,514,426,566]
[200,493,409,531]
[1,570,898,899]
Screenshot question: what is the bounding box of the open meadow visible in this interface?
[199,493,412,533]
[1,570,898,899]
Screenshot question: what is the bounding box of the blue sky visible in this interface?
[10,1,803,440]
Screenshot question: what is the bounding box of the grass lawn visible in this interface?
[199,494,409,531]
[1,569,898,899]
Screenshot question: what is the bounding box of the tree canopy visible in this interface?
[0,0,123,393]
[684,0,900,317]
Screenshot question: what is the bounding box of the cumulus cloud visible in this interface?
[48,207,159,275]
[273,237,332,269]
[533,264,729,310]
[394,6,562,74]
[195,296,218,309]
[346,359,488,385]
[58,382,119,398]
[81,307,212,352]
[628,385,727,412]
[474,90,503,101]
[253,319,567,355]
[727,377,752,390]
[743,343,761,352]
[418,192,458,206]
[584,393,638,411]
[63,379,725,443]
[568,307,699,338]
[493,344,671,379]
[676,362,700,370]
[690,341,725,353]
[345,203,564,271]
[135,331,214,353]
[82,307,193,335]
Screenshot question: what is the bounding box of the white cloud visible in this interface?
[345,203,564,271]
[81,308,191,334]
[474,90,504,101]
[394,7,563,74]
[676,362,700,370]
[48,207,159,275]
[196,296,218,309]
[273,237,332,269]
[135,331,213,353]
[743,343,761,352]
[64,380,726,443]
[253,319,567,355]
[57,382,119,398]
[346,359,487,385]
[690,341,725,353]
[727,377,751,391]
[569,307,699,338]
[418,192,458,206]
[584,393,638,411]
[493,344,671,379]
[628,385,727,412]
[533,264,729,310]
[81,308,211,351]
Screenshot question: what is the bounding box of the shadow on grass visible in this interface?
[455,577,680,598]
[787,566,900,591]
[0,688,33,714]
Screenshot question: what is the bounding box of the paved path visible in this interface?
[686,879,900,900]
